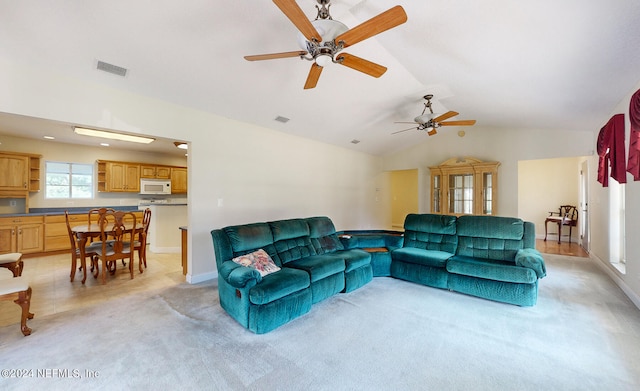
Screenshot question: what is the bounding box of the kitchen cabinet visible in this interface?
[140,164,171,179]
[98,160,186,193]
[44,213,86,252]
[0,215,44,254]
[170,167,187,194]
[97,160,140,192]
[429,157,500,216]
[0,152,41,212]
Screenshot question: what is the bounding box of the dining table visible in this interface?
[72,222,143,284]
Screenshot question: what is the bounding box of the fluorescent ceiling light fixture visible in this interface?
[43,135,55,140]
[73,127,155,144]
[174,142,188,150]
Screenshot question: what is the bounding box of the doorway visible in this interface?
[390,169,418,229]
[580,160,590,252]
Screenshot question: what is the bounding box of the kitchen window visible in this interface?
[45,161,93,199]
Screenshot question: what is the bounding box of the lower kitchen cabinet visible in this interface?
[0,216,44,254]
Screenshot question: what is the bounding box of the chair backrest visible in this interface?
[559,205,578,223]
[98,210,137,261]
[64,211,78,252]
[88,207,116,224]
[139,208,152,244]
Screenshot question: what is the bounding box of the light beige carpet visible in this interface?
[1,254,639,390]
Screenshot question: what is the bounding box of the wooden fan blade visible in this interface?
[273,0,321,42]
[439,120,477,126]
[334,6,407,49]
[337,53,387,78]
[304,63,323,89]
[427,129,438,136]
[392,127,417,135]
[433,111,459,122]
[244,51,307,61]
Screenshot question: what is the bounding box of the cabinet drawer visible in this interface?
[0,215,44,225]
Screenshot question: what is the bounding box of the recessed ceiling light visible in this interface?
[174,142,188,150]
[100,143,110,147]
[73,126,155,144]
[43,135,55,140]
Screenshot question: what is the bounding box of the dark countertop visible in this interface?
[1,206,140,217]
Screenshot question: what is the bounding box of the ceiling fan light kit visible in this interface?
[245,0,407,89]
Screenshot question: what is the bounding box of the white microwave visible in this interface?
[140,179,172,195]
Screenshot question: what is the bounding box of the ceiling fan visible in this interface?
[392,94,477,136]
[244,0,407,89]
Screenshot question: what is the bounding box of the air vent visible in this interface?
[96,60,128,77]
[274,116,290,123]
[350,139,361,144]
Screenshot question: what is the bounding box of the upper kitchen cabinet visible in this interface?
[140,164,171,179]
[0,151,41,192]
[171,167,187,194]
[97,160,140,192]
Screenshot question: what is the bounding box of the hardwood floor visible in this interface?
[0,251,184,330]
[536,239,589,257]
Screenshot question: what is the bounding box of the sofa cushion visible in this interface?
[270,218,310,241]
[232,249,281,277]
[403,214,458,253]
[249,267,310,305]
[307,216,345,254]
[330,249,371,272]
[224,223,274,253]
[515,248,547,278]
[285,255,345,282]
[270,219,317,264]
[446,256,537,284]
[391,247,453,268]
[456,215,524,240]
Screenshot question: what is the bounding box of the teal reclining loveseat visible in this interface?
[391,214,547,306]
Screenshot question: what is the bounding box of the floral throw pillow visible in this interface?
[231,249,281,277]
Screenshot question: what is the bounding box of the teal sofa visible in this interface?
[391,214,547,306]
[211,214,546,333]
[211,216,371,334]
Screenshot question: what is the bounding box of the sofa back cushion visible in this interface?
[307,216,345,254]
[403,214,458,254]
[456,215,525,261]
[269,219,317,264]
[222,222,280,266]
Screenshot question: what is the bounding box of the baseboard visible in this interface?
[590,253,640,310]
[186,270,217,284]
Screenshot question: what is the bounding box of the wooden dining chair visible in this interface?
[133,208,152,270]
[92,210,137,284]
[544,205,579,243]
[0,266,34,336]
[65,211,101,283]
[87,208,116,244]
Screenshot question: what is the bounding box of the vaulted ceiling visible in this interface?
[1,0,639,156]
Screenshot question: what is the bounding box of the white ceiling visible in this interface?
[1,0,640,156]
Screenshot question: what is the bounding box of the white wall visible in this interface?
[0,58,387,282]
[589,80,640,307]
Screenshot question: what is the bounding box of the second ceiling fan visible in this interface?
[244,0,407,89]
[393,94,477,136]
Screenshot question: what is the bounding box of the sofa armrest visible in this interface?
[385,235,404,250]
[219,260,262,288]
[339,235,359,249]
[515,248,547,279]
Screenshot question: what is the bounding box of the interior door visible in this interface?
[580,160,590,252]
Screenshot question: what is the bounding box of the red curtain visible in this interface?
[597,113,626,187]
[627,88,640,180]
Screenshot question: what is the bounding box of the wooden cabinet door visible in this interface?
[140,165,157,178]
[155,166,171,179]
[171,167,187,193]
[0,226,17,253]
[17,223,44,253]
[107,162,140,192]
[125,164,140,192]
[0,154,28,190]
